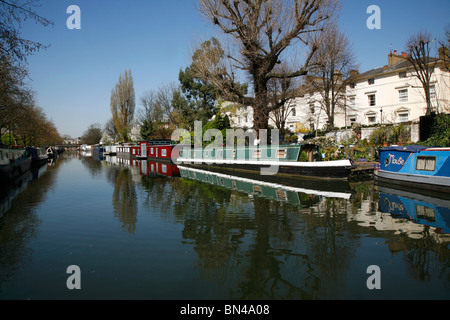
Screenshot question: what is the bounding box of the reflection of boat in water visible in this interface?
[375,145,450,193]
[376,185,450,234]
[141,160,180,177]
[179,166,352,208]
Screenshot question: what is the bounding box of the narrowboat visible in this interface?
[0,147,32,182]
[116,143,141,159]
[26,147,48,167]
[375,145,450,193]
[104,145,117,156]
[138,140,180,163]
[176,144,355,180]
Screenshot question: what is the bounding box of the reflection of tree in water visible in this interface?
[394,226,450,288]
[112,168,138,234]
[140,173,450,298]
[140,174,359,299]
[0,158,64,291]
[80,156,104,177]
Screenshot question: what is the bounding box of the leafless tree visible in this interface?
[307,24,358,130]
[193,0,341,132]
[267,63,299,133]
[406,30,437,116]
[0,0,53,62]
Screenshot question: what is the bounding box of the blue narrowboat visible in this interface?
[375,145,450,193]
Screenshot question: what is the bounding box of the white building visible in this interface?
[224,47,449,140]
[344,48,450,128]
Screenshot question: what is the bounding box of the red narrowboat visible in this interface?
[139,140,177,163]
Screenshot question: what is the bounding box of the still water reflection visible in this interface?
[0,153,449,300]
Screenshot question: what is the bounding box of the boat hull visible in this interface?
[177,158,354,180]
[375,146,450,193]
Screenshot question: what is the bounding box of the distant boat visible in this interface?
[46,147,57,159]
[375,145,450,193]
[0,147,32,183]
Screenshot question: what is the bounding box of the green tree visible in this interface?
[82,123,103,145]
[424,113,450,147]
[110,69,135,142]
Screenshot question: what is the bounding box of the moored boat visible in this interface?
[116,143,140,159]
[138,140,177,163]
[375,145,450,193]
[176,143,355,180]
[0,147,32,183]
[26,147,48,167]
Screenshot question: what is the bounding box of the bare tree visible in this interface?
[439,25,450,72]
[267,63,299,134]
[110,69,135,142]
[307,24,357,130]
[0,0,53,62]
[104,118,119,143]
[194,0,340,132]
[406,30,437,116]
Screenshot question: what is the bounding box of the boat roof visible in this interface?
[379,145,428,153]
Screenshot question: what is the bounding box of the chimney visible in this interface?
[349,70,359,78]
[388,49,408,66]
[439,46,449,61]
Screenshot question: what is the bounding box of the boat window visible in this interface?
[161,149,167,157]
[150,148,154,154]
[253,185,262,194]
[277,149,287,159]
[205,150,209,158]
[416,156,436,171]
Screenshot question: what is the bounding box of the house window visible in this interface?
[368,78,375,85]
[430,85,436,100]
[399,71,407,78]
[291,108,296,116]
[348,96,355,107]
[309,103,315,114]
[416,156,436,171]
[399,89,408,102]
[367,113,377,124]
[398,113,409,122]
[349,117,357,126]
[368,94,376,106]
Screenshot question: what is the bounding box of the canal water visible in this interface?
[0,153,449,300]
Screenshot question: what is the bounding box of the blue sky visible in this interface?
[20,0,450,138]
